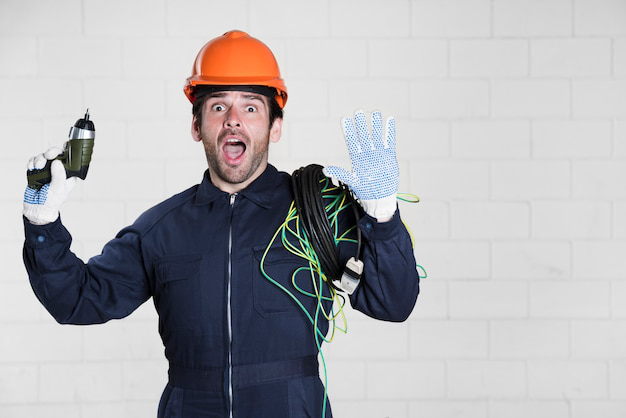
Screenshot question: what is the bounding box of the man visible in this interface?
[22,30,419,418]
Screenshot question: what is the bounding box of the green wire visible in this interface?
[260,180,355,418]
[260,181,425,417]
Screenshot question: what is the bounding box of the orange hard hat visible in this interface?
[184,30,288,108]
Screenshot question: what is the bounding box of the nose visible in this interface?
[224,107,242,128]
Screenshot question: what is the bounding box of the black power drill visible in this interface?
[27,110,96,190]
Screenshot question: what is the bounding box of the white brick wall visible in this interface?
[1,0,625,417]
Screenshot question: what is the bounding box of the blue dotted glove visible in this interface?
[324,110,398,221]
[23,147,79,225]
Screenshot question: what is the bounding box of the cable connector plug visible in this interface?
[340,257,363,295]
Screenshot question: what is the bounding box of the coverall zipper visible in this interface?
[227,193,237,418]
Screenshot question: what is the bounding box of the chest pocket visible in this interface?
[253,245,317,318]
[154,254,203,333]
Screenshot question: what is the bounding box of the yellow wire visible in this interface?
[396,192,420,203]
[260,185,425,417]
[261,200,349,343]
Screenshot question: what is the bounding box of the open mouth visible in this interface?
[223,138,247,163]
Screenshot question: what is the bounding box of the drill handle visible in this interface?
[27,158,57,190]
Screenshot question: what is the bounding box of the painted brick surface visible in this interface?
[450,40,529,77]
[494,0,573,37]
[2,0,625,416]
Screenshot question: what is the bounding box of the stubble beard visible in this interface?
[202,129,270,186]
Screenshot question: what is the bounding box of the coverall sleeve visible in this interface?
[347,209,420,322]
[22,216,152,325]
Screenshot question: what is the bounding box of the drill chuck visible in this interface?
[27,110,96,189]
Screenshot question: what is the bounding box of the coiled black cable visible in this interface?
[291,164,361,291]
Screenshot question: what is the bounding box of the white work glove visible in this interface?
[23,147,79,225]
[324,110,398,222]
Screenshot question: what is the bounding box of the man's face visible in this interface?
[192,90,282,193]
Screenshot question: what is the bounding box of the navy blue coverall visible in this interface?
[23,164,420,417]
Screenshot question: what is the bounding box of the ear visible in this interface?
[269,118,283,144]
[191,116,202,142]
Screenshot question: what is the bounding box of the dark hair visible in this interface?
[192,88,283,132]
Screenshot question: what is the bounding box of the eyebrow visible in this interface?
[206,92,265,102]
[242,94,265,102]
[205,92,227,100]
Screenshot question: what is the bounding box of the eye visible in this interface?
[212,104,225,111]
[245,105,257,113]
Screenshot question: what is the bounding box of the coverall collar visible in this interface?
[194,164,280,209]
